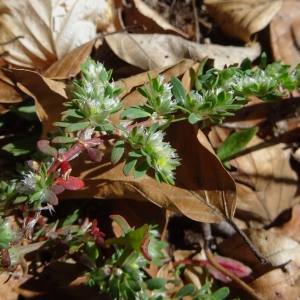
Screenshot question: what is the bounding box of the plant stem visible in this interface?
[226,219,267,264]
[204,246,264,300]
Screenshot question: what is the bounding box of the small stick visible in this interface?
[192,0,200,43]
[204,245,264,300]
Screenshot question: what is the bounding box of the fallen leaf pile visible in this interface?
[1,0,300,299]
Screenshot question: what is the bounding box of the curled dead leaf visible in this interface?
[270,0,300,68]
[11,69,68,137]
[204,0,282,43]
[0,0,113,69]
[226,135,298,224]
[105,33,261,70]
[249,260,300,299]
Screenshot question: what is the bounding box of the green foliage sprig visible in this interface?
[1,53,300,299]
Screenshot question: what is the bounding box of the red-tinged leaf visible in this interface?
[207,255,253,283]
[55,176,84,190]
[27,160,40,171]
[37,140,58,157]
[49,184,65,195]
[140,225,151,261]
[87,147,102,162]
[91,220,105,237]
[61,161,72,177]
[44,189,59,205]
[84,137,103,147]
[110,215,132,234]
[215,255,252,278]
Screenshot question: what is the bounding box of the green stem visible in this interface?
[115,246,134,268]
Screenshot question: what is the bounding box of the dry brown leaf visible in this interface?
[11,69,68,137]
[249,261,300,299]
[220,228,300,274]
[41,40,95,79]
[60,120,236,223]
[227,135,298,224]
[120,0,188,37]
[269,204,300,243]
[11,61,237,223]
[204,0,282,43]
[0,0,113,70]
[105,33,261,70]
[270,0,300,68]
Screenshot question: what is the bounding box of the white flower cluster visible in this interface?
[73,59,122,126]
[145,75,177,115]
[130,127,180,183]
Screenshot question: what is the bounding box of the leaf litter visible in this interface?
[1,0,300,299]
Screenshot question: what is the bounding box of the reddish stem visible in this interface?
[126,118,154,131]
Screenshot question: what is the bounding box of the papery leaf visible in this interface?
[55,176,84,190]
[37,140,58,157]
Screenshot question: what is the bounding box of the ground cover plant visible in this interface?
[1,1,300,299]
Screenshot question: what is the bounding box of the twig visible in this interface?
[192,0,200,43]
[204,246,264,300]
[226,219,267,264]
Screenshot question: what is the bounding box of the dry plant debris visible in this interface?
[1,0,300,299]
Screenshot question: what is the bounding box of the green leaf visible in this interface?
[171,77,186,104]
[52,121,72,127]
[188,113,200,124]
[65,121,90,133]
[240,57,252,71]
[61,109,84,118]
[110,215,132,234]
[146,278,167,290]
[123,156,138,176]
[111,140,125,165]
[13,196,28,204]
[51,136,77,143]
[175,284,197,299]
[212,287,230,299]
[12,101,37,121]
[217,127,258,162]
[128,150,143,157]
[2,135,39,156]
[127,279,142,292]
[120,107,152,120]
[60,209,80,227]
[134,160,150,178]
[259,52,267,69]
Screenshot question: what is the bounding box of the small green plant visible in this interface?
[1,54,300,299]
